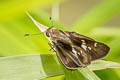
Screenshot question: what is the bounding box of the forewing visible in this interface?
[53,41,81,69]
[65,32,110,61]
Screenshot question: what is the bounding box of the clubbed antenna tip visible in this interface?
[24,34,31,36]
[49,17,52,20]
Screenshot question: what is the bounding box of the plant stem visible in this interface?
[52,3,60,21]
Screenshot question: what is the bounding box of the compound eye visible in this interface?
[46,32,50,37]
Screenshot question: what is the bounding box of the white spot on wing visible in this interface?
[72,47,81,57]
[81,45,87,51]
[81,40,86,44]
[94,42,98,47]
[81,40,85,42]
[78,52,81,55]
[80,50,82,53]
[72,48,77,54]
[88,47,91,50]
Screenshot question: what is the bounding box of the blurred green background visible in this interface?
[0,0,120,80]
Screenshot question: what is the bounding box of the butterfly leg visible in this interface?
[48,43,55,52]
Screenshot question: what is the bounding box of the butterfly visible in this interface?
[45,27,110,69]
[26,12,110,69]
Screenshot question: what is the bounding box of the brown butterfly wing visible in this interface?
[65,32,110,61]
[53,41,81,69]
[53,38,92,69]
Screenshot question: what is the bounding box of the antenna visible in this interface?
[24,33,42,37]
[49,17,54,27]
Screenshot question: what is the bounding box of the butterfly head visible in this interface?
[45,27,70,43]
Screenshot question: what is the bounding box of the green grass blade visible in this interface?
[0,54,63,80]
[78,67,101,80]
[26,11,67,31]
[72,0,120,34]
[88,60,120,71]
[61,65,87,80]
[61,66,101,80]
[0,54,120,80]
